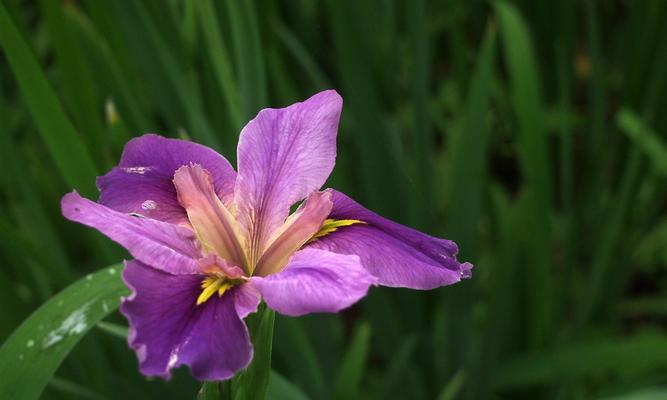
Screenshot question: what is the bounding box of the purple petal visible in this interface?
[234,91,342,255]
[251,248,376,317]
[120,260,253,381]
[62,191,201,275]
[234,283,261,318]
[254,190,333,276]
[98,134,237,224]
[307,190,472,289]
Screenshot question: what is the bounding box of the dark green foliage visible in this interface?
[1,0,667,398]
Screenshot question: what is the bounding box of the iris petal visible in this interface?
[254,190,333,276]
[251,248,376,316]
[98,134,237,224]
[173,164,248,271]
[61,191,201,275]
[307,190,472,289]
[234,90,342,265]
[120,260,254,380]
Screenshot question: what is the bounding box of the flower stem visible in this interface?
[198,303,275,400]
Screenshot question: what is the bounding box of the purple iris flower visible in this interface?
[61,90,472,381]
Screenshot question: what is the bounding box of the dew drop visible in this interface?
[108,268,116,275]
[18,354,24,361]
[141,200,158,210]
[26,339,34,348]
[122,166,152,174]
[86,274,93,281]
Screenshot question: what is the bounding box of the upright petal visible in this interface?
[173,165,248,270]
[62,192,201,275]
[251,248,376,317]
[121,260,253,381]
[98,134,237,224]
[307,190,472,289]
[235,91,342,263]
[254,190,333,276]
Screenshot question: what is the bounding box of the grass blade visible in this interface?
[0,264,127,400]
[0,2,98,196]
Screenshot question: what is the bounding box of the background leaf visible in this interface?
[0,265,127,400]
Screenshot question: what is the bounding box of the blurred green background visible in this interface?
[2,0,667,399]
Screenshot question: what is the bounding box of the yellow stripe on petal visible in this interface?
[196,276,243,305]
[307,219,364,243]
[196,278,225,305]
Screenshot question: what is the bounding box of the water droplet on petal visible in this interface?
[141,200,158,210]
[122,166,152,174]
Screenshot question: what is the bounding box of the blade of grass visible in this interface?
[332,322,370,400]
[405,0,433,229]
[194,0,242,133]
[495,0,553,349]
[0,264,127,400]
[272,20,331,90]
[40,0,107,165]
[492,332,667,390]
[0,1,98,196]
[225,0,267,120]
[110,0,220,148]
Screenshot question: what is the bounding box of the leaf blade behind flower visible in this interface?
[0,264,127,400]
[0,2,98,197]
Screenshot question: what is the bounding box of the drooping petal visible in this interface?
[234,91,342,263]
[234,283,261,318]
[307,190,473,289]
[120,260,253,381]
[251,248,376,317]
[173,164,248,270]
[62,191,201,275]
[98,134,237,224]
[254,190,333,276]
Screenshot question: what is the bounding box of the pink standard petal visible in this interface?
[120,260,256,381]
[62,191,201,275]
[307,190,473,289]
[254,190,333,276]
[173,164,247,269]
[234,90,342,260]
[251,248,376,317]
[98,134,237,224]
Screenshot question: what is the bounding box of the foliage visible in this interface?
[1,0,667,398]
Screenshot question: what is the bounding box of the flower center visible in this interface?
[196,276,244,306]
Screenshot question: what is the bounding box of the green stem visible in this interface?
[199,304,275,400]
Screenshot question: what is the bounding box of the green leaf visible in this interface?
[96,321,129,340]
[494,0,553,349]
[0,264,127,400]
[617,108,667,175]
[198,381,228,400]
[231,304,275,400]
[332,322,371,400]
[436,370,466,400]
[0,2,99,197]
[224,0,267,120]
[266,371,311,400]
[445,23,496,256]
[602,387,667,400]
[492,332,667,389]
[194,0,242,132]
